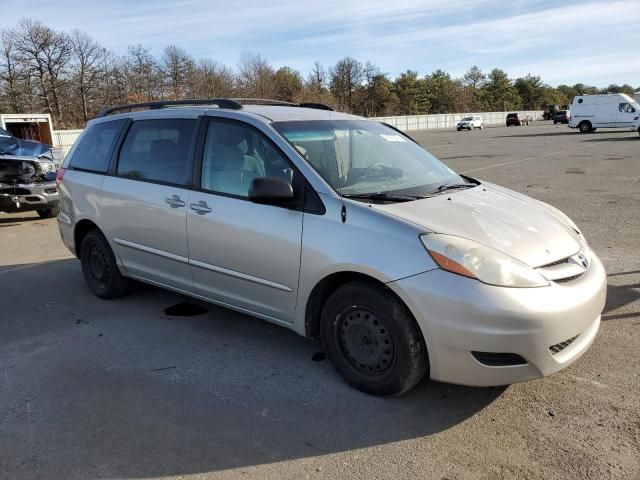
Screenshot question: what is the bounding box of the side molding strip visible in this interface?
[113,237,292,292]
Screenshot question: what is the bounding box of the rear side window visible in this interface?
[69,120,125,173]
[117,119,196,187]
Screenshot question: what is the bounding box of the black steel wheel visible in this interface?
[320,280,428,396]
[336,307,396,376]
[80,230,129,299]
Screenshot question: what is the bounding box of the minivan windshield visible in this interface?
[273,120,465,196]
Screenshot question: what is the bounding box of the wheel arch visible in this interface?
[304,271,414,339]
[73,218,101,258]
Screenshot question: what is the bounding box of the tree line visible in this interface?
[1,19,638,129]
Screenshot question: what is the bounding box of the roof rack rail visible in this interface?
[94,98,243,118]
[299,102,333,111]
[231,98,333,111]
[230,98,296,106]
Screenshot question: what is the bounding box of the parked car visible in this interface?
[506,113,529,126]
[456,115,483,131]
[57,99,606,396]
[553,110,571,124]
[569,93,640,133]
[0,127,60,218]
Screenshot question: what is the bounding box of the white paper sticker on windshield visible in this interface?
[380,134,406,142]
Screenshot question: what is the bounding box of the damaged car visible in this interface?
[0,126,61,218]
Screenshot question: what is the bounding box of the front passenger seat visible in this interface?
[207,144,258,196]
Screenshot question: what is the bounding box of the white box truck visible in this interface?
[568,93,640,133]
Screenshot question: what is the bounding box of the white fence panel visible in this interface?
[51,109,545,157]
[375,110,545,132]
[52,129,83,157]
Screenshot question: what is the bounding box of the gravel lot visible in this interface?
[1,121,639,480]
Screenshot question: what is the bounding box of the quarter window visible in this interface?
[117,119,196,186]
[69,120,126,173]
[201,120,294,198]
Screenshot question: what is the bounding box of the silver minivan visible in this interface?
[57,99,607,396]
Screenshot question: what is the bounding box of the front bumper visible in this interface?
[389,252,607,386]
[0,181,59,212]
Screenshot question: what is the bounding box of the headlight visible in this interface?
[420,234,549,288]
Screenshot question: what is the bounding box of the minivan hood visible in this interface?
[374,183,581,267]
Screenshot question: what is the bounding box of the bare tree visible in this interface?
[161,45,194,99]
[329,57,363,112]
[188,58,235,98]
[124,44,161,102]
[13,19,71,124]
[0,29,23,112]
[70,30,106,121]
[236,52,275,98]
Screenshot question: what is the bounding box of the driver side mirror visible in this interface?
[248,177,294,205]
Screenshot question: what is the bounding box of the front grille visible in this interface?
[539,257,571,268]
[549,335,579,355]
[554,274,584,284]
[471,351,528,366]
[0,187,31,195]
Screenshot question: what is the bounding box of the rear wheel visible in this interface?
[320,280,428,396]
[578,121,593,133]
[36,205,60,219]
[80,230,129,299]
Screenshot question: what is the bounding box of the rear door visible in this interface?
[186,117,304,323]
[100,116,198,292]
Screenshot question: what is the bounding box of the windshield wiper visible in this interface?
[342,192,426,203]
[427,183,476,195]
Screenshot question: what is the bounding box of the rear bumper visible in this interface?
[388,251,607,386]
[0,181,59,212]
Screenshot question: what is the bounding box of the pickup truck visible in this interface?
[0,127,61,218]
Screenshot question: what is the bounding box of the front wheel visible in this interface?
[320,281,428,396]
[80,230,129,299]
[36,205,60,218]
[479,124,483,130]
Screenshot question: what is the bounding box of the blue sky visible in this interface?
[1,0,638,87]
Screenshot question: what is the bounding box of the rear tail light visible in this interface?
[56,168,66,186]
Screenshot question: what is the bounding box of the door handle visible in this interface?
[190,200,212,215]
[166,195,185,208]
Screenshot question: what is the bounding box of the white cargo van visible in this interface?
[568,93,640,133]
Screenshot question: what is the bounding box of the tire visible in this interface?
[468,126,472,131]
[578,121,592,133]
[554,121,558,125]
[479,124,483,130]
[80,229,129,299]
[36,205,60,219]
[320,280,428,396]
[457,128,461,131]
